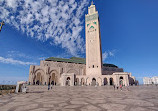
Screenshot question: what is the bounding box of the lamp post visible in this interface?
[0,21,5,32]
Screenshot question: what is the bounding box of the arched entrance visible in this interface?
[49,73,56,85]
[91,78,96,86]
[34,69,45,85]
[110,78,113,85]
[81,78,85,86]
[104,78,108,85]
[49,70,59,86]
[36,72,42,85]
[66,77,71,86]
[119,76,123,85]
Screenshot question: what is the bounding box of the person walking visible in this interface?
[48,82,50,90]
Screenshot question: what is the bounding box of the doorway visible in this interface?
[91,78,96,86]
[66,77,71,86]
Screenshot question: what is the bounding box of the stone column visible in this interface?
[71,74,74,86]
[125,75,129,86]
[116,75,119,86]
[107,77,110,85]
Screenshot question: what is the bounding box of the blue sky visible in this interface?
[0,0,158,84]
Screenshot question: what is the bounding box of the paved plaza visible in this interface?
[0,86,158,111]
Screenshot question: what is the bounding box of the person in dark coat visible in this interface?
[48,82,50,90]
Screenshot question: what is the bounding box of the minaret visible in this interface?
[85,2,102,76]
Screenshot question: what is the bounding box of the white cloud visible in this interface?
[102,50,116,61]
[7,51,32,59]
[0,56,36,65]
[102,51,108,61]
[38,57,47,60]
[0,76,28,85]
[109,51,114,56]
[0,0,89,56]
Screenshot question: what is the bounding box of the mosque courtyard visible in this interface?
[0,86,158,111]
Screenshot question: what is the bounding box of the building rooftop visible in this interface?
[45,57,86,64]
[45,57,118,68]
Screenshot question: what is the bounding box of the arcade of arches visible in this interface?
[29,66,132,86]
[30,68,129,86]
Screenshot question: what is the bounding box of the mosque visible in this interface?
[28,2,136,86]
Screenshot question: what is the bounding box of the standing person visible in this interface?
[48,82,50,90]
[51,83,53,89]
[120,84,122,91]
[117,84,119,90]
[113,84,115,90]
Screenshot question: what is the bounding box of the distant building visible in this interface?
[143,77,158,85]
[28,3,136,86]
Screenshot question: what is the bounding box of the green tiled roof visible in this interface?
[45,57,118,68]
[103,63,118,68]
[45,57,86,64]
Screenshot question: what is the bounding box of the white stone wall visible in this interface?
[152,77,158,84]
[143,77,158,85]
[143,77,152,85]
[28,60,86,85]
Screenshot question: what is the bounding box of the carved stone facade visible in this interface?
[29,61,86,86]
[28,59,135,86]
[28,3,136,87]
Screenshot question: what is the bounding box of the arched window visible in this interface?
[67,77,70,80]
[104,78,108,85]
[120,76,123,79]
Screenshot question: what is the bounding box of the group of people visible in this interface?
[48,82,53,90]
[47,82,129,91]
[113,84,129,91]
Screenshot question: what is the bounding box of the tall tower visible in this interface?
[85,2,102,76]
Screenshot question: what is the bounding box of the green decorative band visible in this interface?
[89,26,94,29]
[86,13,98,22]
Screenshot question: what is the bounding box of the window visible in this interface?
[93,65,94,68]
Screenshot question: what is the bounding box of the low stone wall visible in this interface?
[0,85,16,95]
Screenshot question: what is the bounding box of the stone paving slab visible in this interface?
[0,86,158,111]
